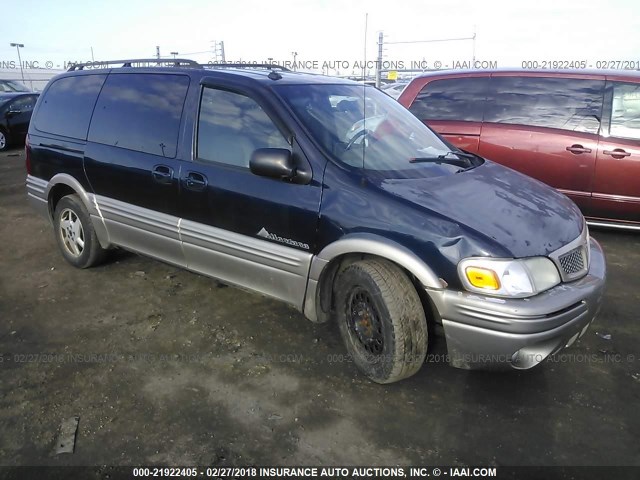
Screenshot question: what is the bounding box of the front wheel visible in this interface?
[0,129,8,151]
[53,194,107,268]
[334,259,428,384]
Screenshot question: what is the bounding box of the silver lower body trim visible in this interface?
[27,195,50,221]
[27,179,313,309]
[26,175,50,221]
[180,219,312,309]
[97,195,181,241]
[96,195,184,266]
[587,220,640,231]
[93,195,311,309]
[102,217,185,267]
[26,175,48,199]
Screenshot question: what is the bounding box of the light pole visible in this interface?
[291,51,297,71]
[9,43,27,88]
[170,51,178,59]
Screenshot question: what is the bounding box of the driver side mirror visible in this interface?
[250,148,295,180]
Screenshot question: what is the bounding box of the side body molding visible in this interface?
[26,175,49,218]
[28,175,310,308]
[303,233,444,322]
[29,176,443,321]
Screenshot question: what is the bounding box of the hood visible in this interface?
[376,161,584,258]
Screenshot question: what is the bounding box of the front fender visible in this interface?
[303,233,445,322]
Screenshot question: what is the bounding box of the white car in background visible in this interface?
[0,80,31,93]
[381,81,409,99]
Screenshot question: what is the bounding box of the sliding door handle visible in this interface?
[152,165,174,185]
[184,172,208,191]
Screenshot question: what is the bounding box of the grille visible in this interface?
[559,247,585,276]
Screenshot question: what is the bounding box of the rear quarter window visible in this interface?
[409,77,489,122]
[34,74,106,139]
[88,73,190,158]
[609,82,640,140]
[9,95,38,111]
[486,77,604,134]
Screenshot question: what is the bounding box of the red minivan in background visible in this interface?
[398,70,640,230]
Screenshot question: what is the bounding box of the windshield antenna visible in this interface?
[361,12,368,170]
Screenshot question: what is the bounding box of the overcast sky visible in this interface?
[1,0,639,73]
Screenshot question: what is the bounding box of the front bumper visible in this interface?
[429,237,606,370]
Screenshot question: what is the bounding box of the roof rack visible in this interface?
[67,58,201,71]
[66,59,291,74]
[202,63,290,72]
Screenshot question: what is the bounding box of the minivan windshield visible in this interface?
[275,83,481,175]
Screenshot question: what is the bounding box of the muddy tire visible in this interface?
[334,259,428,384]
[53,194,107,269]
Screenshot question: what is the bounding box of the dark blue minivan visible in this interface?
[25,59,606,383]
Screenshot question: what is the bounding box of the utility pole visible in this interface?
[211,41,226,63]
[291,51,298,71]
[156,46,160,60]
[472,25,476,65]
[362,13,368,81]
[9,43,27,89]
[375,32,383,88]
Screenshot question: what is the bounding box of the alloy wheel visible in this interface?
[59,208,85,257]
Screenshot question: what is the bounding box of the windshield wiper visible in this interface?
[439,151,477,160]
[409,151,481,171]
[408,156,464,164]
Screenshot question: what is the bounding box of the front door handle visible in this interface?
[603,149,631,158]
[152,165,174,185]
[566,145,592,154]
[184,171,208,191]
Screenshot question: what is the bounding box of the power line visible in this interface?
[173,50,212,56]
[384,36,475,45]
[376,28,477,87]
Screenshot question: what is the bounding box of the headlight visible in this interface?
[458,257,561,298]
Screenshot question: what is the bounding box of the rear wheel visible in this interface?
[334,259,428,383]
[53,194,107,268]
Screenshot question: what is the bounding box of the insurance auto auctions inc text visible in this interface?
[205,466,498,478]
[21,59,497,72]
[215,59,498,71]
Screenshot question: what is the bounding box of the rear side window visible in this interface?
[408,77,489,122]
[609,83,640,140]
[88,73,190,158]
[197,88,289,168]
[34,75,106,139]
[9,95,38,112]
[486,77,604,134]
